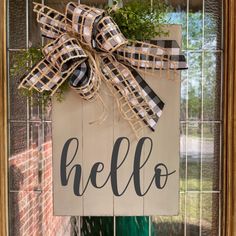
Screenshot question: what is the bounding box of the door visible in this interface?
[0,0,235,235]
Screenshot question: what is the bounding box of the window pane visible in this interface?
[186,193,200,236]
[188,52,202,121]
[44,0,68,12]
[10,122,27,156]
[9,192,28,235]
[188,0,203,50]
[9,0,26,48]
[7,0,223,235]
[202,123,221,191]
[187,123,201,191]
[29,0,42,47]
[81,217,114,235]
[204,0,222,49]
[167,1,187,50]
[80,0,108,7]
[181,62,188,121]
[9,52,28,121]
[151,193,185,235]
[201,193,220,235]
[203,52,222,121]
[117,217,149,236]
[180,123,187,191]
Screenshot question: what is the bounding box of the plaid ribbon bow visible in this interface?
[19,2,187,137]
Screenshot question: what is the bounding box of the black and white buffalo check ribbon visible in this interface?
[18,2,188,137]
[114,40,187,70]
[100,55,164,134]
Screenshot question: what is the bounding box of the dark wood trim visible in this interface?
[222,0,236,235]
[0,0,235,235]
[0,0,8,235]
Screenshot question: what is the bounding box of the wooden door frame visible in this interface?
[0,0,8,235]
[222,0,236,235]
[0,0,235,235]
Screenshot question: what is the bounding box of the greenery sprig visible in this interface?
[108,0,170,41]
[11,47,69,106]
[11,47,44,77]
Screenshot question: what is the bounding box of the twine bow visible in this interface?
[19,2,187,138]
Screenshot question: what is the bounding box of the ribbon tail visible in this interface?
[100,55,164,138]
[114,40,188,72]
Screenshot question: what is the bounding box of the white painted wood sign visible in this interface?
[52,26,182,216]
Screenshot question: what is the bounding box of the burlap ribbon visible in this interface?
[19,2,187,137]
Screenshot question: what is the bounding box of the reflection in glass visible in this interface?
[9,192,28,235]
[203,52,222,121]
[10,122,27,156]
[29,96,43,121]
[81,217,114,236]
[9,151,28,191]
[180,123,186,191]
[186,193,200,236]
[9,52,28,121]
[29,0,42,47]
[202,124,221,191]
[151,194,185,236]
[187,52,202,121]
[81,0,108,8]
[29,122,42,148]
[204,0,222,49]
[181,61,188,121]
[117,216,149,236]
[187,123,201,191]
[44,100,52,121]
[188,0,203,50]
[9,0,26,48]
[44,122,52,142]
[166,1,187,50]
[201,193,220,236]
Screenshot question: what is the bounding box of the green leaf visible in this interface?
[107,0,170,40]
